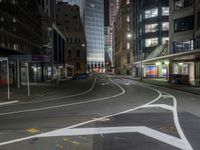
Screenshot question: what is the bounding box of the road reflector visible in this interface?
[26,128,40,134]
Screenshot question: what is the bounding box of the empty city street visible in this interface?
[0,75,199,150]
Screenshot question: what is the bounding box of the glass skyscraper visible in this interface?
[63,0,105,68]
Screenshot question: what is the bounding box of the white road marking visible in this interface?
[123,82,130,85]
[36,126,185,150]
[19,77,98,104]
[0,101,18,106]
[0,76,125,116]
[0,76,193,150]
[101,83,109,86]
[0,77,161,146]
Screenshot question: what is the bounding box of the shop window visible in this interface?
[145,38,158,47]
[145,8,158,19]
[162,7,169,16]
[174,16,194,32]
[162,22,169,31]
[145,23,158,33]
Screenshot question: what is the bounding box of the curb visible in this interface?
[122,76,200,96]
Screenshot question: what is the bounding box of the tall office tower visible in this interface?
[85,0,105,68]
[63,0,105,69]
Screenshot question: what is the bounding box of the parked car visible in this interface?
[72,73,90,80]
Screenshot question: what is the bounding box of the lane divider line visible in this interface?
[0,76,163,146]
[0,101,18,106]
[0,76,125,116]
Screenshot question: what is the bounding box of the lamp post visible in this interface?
[140,50,143,81]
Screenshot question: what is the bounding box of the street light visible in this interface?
[127,33,132,39]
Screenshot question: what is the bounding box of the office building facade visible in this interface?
[133,0,169,78]
[168,0,200,85]
[56,2,86,76]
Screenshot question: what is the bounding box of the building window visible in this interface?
[127,16,130,22]
[127,42,130,49]
[68,50,71,58]
[145,38,158,47]
[145,8,158,19]
[77,50,80,58]
[126,0,130,4]
[145,23,158,33]
[173,40,194,53]
[174,16,194,32]
[162,37,169,44]
[174,0,193,10]
[77,63,81,70]
[162,7,169,16]
[162,22,169,31]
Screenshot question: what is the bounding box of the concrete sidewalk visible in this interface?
[122,76,200,95]
[0,79,65,103]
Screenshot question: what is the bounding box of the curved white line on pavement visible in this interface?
[20,76,98,105]
[0,77,162,146]
[0,76,125,116]
[0,101,18,106]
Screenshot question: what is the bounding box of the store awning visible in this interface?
[134,48,200,65]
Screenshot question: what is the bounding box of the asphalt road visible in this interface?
[0,74,200,150]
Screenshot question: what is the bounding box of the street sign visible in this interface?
[9,55,32,62]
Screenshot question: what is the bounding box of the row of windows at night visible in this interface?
[136,37,169,48]
[136,22,169,38]
[174,16,194,32]
[66,37,81,44]
[67,50,82,58]
[145,22,169,33]
[174,0,193,10]
[144,7,169,19]
[173,38,200,53]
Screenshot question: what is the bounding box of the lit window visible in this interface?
[162,7,169,16]
[162,37,169,44]
[162,22,169,31]
[145,38,158,47]
[127,42,130,49]
[145,23,158,33]
[145,8,158,19]
[90,3,95,7]
[127,16,130,22]
[126,0,130,4]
